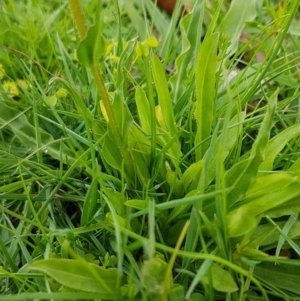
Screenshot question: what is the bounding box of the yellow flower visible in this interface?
[0,64,5,79]
[17,79,31,90]
[55,88,68,98]
[3,81,19,98]
[47,95,57,106]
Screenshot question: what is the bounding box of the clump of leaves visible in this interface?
[1,0,300,300]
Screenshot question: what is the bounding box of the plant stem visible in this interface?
[68,0,135,184]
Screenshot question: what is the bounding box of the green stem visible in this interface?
[69,0,135,183]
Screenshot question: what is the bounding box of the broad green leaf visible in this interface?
[104,188,124,216]
[225,89,278,209]
[166,162,183,197]
[228,182,300,237]
[245,172,297,200]
[128,126,151,184]
[202,263,238,293]
[141,255,167,293]
[112,93,133,149]
[228,208,257,238]
[125,199,148,210]
[181,160,203,192]
[244,182,300,217]
[251,221,300,247]
[259,124,300,171]
[254,261,300,294]
[194,32,219,160]
[102,132,122,170]
[106,212,127,229]
[289,156,300,171]
[220,0,258,56]
[120,283,139,298]
[30,259,118,296]
[77,4,105,67]
[135,86,151,134]
[151,55,177,137]
[0,103,75,164]
[155,125,182,167]
[168,284,185,301]
[265,196,300,218]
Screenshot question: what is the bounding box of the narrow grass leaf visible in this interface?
[275,214,298,256]
[81,178,98,226]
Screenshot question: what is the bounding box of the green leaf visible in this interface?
[102,132,122,170]
[265,195,300,218]
[251,221,300,247]
[125,199,148,210]
[104,188,125,216]
[30,259,118,297]
[168,284,185,301]
[228,182,300,237]
[141,255,167,294]
[245,172,296,200]
[259,124,300,171]
[203,112,245,186]
[0,103,75,164]
[170,1,204,102]
[135,86,151,134]
[194,32,219,160]
[220,0,258,55]
[225,89,278,210]
[181,160,203,192]
[81,178,98,226]
[254,261,300,294]
[151,55,177,138]
[112,93,133,148]
[202,263,238,293]
[77,4,105,67]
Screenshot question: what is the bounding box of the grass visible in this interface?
[1,0,300,300]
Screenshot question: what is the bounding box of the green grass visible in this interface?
[1,0,300,300]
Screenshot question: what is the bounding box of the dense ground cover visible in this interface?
[1,0,300,300]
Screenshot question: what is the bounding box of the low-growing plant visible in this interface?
[1,0,300,300]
